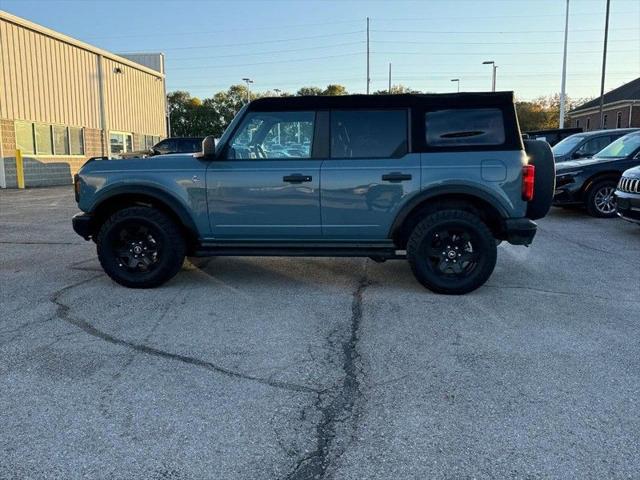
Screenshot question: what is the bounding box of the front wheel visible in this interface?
[586,180,618,218]
[96,206,186,288]
[406,210,497,295]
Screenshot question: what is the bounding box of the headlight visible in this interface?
[555,170,582,188]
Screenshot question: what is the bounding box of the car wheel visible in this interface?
[586,180,618,218]
[96,206,186,288]
[406,210,497,295]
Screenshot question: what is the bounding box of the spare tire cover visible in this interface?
[524,139,556,220]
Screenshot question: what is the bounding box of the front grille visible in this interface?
[618,176,640,194]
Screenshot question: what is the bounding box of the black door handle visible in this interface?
[283,174,312,183]
[382,172,412,182]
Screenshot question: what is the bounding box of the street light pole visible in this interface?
[242,77,254,103]
[598,0,611,129]
[451,78,460,93]
[559,0,570,128]
[366,17,370,94]
[388,63,392,93]
[482,61,497,92]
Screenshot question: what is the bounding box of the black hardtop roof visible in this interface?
[248,91,515,111]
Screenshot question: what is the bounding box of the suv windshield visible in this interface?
[552,135,585,155]
[596,133,640,158]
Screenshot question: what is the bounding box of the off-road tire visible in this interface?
[96,206,186,288]
[585,179,618,218]
[407,210,497,295]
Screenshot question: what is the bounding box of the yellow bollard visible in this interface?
[15,149,25,189]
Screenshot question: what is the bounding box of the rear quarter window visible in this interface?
[425,108,505,147]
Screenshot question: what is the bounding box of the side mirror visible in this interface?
[196,135,217,158]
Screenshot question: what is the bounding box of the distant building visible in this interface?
[0,11,167,188]
[568,77,640,132]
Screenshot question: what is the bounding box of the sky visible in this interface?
[2,0,639,101]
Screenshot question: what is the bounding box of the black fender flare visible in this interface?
[388,185,510,237]
[89,184,199,236]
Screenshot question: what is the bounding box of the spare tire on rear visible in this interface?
[523,139,555,220]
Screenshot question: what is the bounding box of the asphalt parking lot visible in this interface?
[1,186,639,480]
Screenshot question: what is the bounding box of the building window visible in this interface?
[53,125,70,155]
[603,114,608,129]
[15,121,84,156]
[35,124,53,155]
[110,132,133,155]
[15,121,35,154]
[144,135,160,150]
[69,127,84,155]
[576,119,580,128]
[586,118,591,130]
[616,112,622,128]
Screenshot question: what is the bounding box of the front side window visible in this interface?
[15,121,35,154]
[576,136,611,156]
[35,124,53,155]
[426,108,505,147]
[227,111,315,159]
[331,110,407,158]
[53,125,70,155]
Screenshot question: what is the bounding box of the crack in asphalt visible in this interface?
[50,274,321,395]
[285,273,370,480]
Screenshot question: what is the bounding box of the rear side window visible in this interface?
[425,108,505,147]
[331,110,407,158]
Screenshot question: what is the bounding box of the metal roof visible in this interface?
[0,10,164,78]
[570,77,640,113]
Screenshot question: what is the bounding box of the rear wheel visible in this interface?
[586,180,618,218]
[96,206,186,288]
[406,210,497,295]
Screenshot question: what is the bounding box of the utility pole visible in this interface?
[388,63,392,93]
[598,0,611,129]
[242,77,254,103]
[559,0,570,128]
[366,17,370,94]
[451,78,460,93]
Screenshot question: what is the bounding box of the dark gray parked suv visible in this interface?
[72,92,555,294]
[552,129,638,163]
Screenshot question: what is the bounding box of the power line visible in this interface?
[168,52,364,70]
[169,41,365,62]
[372,38,636,46]
[370,49,636,56]
[371,27,637,34]
[119,30,365,52]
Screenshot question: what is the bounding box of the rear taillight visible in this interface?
[522,165,535,201]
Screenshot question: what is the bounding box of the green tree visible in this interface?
[322,84,347,96]
[296,86,324,96]
[373,84,420,95]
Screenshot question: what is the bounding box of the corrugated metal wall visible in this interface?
[102,57,166,135]
[0,16,166,136]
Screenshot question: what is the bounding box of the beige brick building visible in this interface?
[0,11,167,188]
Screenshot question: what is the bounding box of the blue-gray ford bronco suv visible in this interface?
[72,93,555,294]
